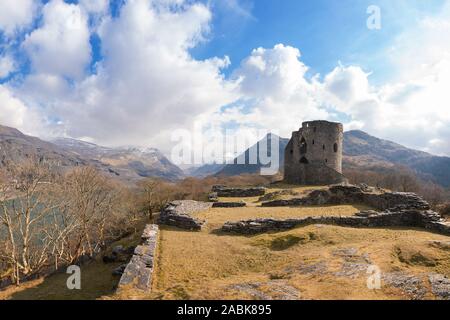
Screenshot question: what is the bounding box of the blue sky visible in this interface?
[191,0,446,83]
[1,0,450,157]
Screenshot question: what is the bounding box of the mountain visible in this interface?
[343,130,450,187]
[0,124,184,182]
[52,138,185,181]
[192,130,450,188]
[0,125,93,169]
[215,133,289,177]
[184,163,226,178]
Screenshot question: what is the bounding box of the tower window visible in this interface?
[325,159,328,163]
[300,137,307,154]
[300,157,309,164]
[323,144,326,150]
[334,143,338,153]
[290,149,293,154]
[312,140,315,145]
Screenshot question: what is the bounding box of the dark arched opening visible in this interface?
[300,137,307,154]
[334,143,338,153]
[300,157,309,164]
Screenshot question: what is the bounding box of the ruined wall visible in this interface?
[158,200,211,231]
[284,120,346,185]
[221,210,449,235]
[117,224,159,292]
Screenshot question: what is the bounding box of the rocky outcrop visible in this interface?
[221,209,449,235]
[212,185,266,197]
[212,201,246,208]
[117,224,159,292]
[158,200,212,231]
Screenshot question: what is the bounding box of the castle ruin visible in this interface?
[284,120,347,185]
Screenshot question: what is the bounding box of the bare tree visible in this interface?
[0,160,60,284]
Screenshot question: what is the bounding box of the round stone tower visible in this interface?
[284,120,346,185]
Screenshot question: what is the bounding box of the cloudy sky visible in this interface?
[1,0,450,159]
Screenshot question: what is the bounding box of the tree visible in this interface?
[0,160,60,284]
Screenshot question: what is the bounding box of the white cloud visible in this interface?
[0,85,44,135]
[79,0,109,15]
[40,0,237,153]
[0,55,15,78]
[22,0,91,79]
[0,0,37,36]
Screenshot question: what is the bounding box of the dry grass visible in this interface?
[114,190,450,300]
[144,224,450,300]
[195,205,368,229]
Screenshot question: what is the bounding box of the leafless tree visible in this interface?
[0,160,61,284]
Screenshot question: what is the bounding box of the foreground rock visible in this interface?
[158,200,212,231]
[117,224,159,292]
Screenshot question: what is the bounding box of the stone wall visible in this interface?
[212,201,246,208]
[117,224,159,292]
[262,185,430,211]
[212,185,266,197]
[158,200,212,231]
[221,210,450,235]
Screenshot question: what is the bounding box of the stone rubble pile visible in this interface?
[158,200,212,231]
[117,224,159,292]
[212,185,266,197]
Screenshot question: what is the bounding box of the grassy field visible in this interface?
[146,224,450,300]
[121,190,450,300]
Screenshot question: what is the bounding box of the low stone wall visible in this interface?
[117,224,159,292]
[262,185,430,211]
[212,185,266,197]
[221,210,450,235]
[212,201,246,208]
[158,200,212,231]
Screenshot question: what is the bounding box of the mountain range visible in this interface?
[0,125,184,182]
[1,123,450,187]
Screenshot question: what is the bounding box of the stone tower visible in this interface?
[284,120,347,185]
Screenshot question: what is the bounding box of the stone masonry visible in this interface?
[284,120,347,185]
[212,185,266,197]
[221,185,449,235]
[117,224,159,292]
[158,200,212,231]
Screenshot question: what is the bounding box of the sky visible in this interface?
[1,0,450,161]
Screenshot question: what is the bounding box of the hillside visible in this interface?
[343,130,450,187]
[193,130,450,187]
[215,133,289,176]
[0,125,96,170]
[52,138,185,181]
[0,125,184,182]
